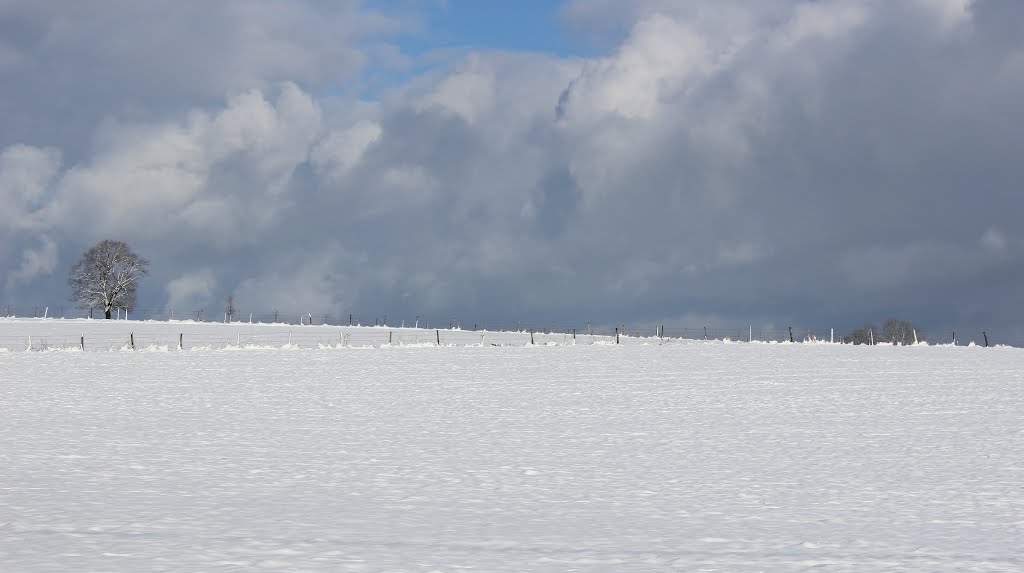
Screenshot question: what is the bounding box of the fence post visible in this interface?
[530,329,535,345]
[179,333,183,351]
[436,329,441,346]
[869,329,874,345]
[983,331,989,347]
[389,331,392,344]
[130,332,135,350]
[615,327,619,344]
[81,336,84,351]
[703,326,708,341]
[573,328,576,341]
[789,326,794,343]
[349,313,353,326]
[952,331,956,346]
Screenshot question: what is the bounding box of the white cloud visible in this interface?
[558,14,713,122]
[233,243,358,313]
[311,120,382,181]
[6,236,58,288]
[165,269,217,311]
[37,83,322,244]
[419,56,497,124]
[0,144,61,229]
[776,2,868,50]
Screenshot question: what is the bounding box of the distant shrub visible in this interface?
[844,319,923,345]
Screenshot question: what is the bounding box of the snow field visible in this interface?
[0,318,610,351]
[1,338,1022,571]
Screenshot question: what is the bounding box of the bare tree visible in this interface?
[880,318,922,345]
[69,240,149,319]
[844,324,878,345]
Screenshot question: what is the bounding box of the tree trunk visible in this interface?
[105,308,112,319]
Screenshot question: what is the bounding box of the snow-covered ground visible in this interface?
[0,317,609,351]
[1,321,1022,571]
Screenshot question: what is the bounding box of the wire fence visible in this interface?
[0,304,1015,351]
[0,329,610,352]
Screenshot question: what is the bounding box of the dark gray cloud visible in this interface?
[1,0,1022,343]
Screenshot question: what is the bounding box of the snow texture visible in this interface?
[0,317,606,351]
[1,322,1022,571]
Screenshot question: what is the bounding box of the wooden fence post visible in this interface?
[983,331,989,347]
[789,326,794,343]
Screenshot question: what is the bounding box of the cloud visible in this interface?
[557,14,714,122]
[5,236,57,288]
[0,144,61,229]
[232,243,364,315]
[34,82,321,245]
[3,0,1024,340]
[165,269,217,311]
[311,120,382,181]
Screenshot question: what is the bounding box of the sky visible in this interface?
[1,0,1022,341]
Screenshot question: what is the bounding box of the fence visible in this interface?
[0,326,613,352]
[0,304,1015,351]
